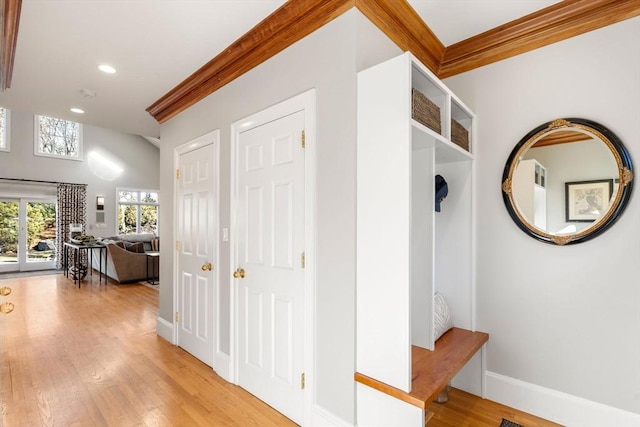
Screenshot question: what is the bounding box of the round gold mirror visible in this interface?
[502,118,634,245]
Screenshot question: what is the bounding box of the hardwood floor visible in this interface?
[0,273,561,426]
[0,273,296,426]
[426,388,561,427]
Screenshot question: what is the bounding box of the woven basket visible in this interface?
[412,89,441,134]
[451,119,470,151]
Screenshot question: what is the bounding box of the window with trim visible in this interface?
[34,115,82,159]
[117,189,159,234]
[0,107,9,152]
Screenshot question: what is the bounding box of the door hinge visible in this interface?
[301,373,305,389]
[175,312,179,322]
[175,240,180,250]
[176,168,180,179]
[301,252,305,268]
[301,130,305,149]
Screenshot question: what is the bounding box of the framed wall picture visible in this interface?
[565,179,614,222]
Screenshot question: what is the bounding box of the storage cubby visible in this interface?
[356,52,487,426]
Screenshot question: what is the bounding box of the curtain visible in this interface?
[56,183,86,269]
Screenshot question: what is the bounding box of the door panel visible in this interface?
[235,110,305,424]
[177,142,218,366]
[0,200,19,272]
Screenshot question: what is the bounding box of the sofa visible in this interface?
[91,233,159,284]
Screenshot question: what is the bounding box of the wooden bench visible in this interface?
[355,327,489,420]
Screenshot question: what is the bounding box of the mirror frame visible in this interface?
[502,118,634,245]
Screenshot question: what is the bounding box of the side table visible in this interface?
[146,251,160,285]
[63,242,107,287]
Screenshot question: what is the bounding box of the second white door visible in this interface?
[234,110,305,424]
[177,141,218,366]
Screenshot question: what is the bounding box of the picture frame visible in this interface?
[565,179,613,222]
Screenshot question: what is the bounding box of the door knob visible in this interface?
[233,268,245,279]
[201,262,213,271]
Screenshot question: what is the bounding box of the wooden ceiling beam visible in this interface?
[147,0,640,123]
[532,130,591,148]
[439,0,640,79]
[1,0,22,92]
[147,0,445,123]
[147,0,355,123]
[355,0,444,74]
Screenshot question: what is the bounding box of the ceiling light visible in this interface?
[70,107,85,114]
[98,64,117,74]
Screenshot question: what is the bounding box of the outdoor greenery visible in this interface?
[0,202,18,253]
[0,201,56,254]
[118,192,158,234]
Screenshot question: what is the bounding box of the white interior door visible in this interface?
[234,110,305,424]
[177,141,218,366]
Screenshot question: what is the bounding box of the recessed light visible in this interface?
[70,107,85,114]
[98,64,117,74]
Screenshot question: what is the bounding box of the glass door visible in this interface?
[0,198,57,272]
[24,200,57,271]
[0,199,19,272]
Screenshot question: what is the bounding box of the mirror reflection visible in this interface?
[513,129,618,234]
[502,118,634,245]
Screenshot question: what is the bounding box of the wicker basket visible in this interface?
[411,89,441,134]
[451,119,470,151]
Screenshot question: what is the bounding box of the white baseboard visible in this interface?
[213,351,232,382]
[485,371,640,427]
[156,316,174,344]
[311,404,353,427]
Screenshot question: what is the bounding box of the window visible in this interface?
[117,189,159,234]
[34,115,82,160]
[0,107,9,152]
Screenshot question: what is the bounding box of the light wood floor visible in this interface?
[0,273,561,426]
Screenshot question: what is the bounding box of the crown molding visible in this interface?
[1,0,22,91]
[355,0,444,73]
[439,0,640,78]
[147,0,640,124]
[146,0,354,123]
[147,0,443,123]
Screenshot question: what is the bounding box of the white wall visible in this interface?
[445,17,640,419]
[158,10,400,424]
[0,109,159,237]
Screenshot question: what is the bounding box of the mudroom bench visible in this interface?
[355,328,489,425]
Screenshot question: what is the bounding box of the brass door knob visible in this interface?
[233,268,246,279]
[201,262,213,271]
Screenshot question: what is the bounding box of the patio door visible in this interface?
[0,198,57,273]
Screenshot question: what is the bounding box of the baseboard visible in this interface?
[213,351,232,382]
[156,316,175,344]
[485,371,640,427]
[311,404,353,427]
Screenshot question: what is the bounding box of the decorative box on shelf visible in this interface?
[411,88,441,134]
[451,119,470,151]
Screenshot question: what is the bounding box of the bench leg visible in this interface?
[433,384,452,403]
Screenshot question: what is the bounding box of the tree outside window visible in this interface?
[117,190,158,234]
[35,115,82,159]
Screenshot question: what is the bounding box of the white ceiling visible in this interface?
[0,0,559,140]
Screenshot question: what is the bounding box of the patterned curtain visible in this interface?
[56,184,86,269]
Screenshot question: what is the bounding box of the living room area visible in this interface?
[0,108,160,282]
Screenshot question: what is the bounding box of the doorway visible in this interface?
[175,131,219,367]
[231,90,316,425]
[0,197,57,273]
